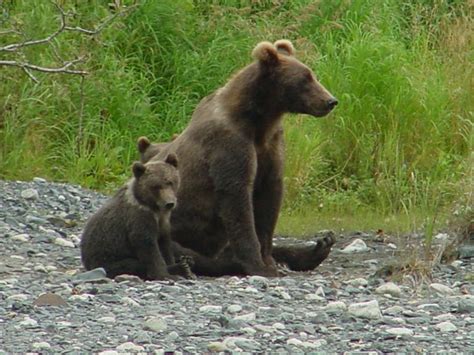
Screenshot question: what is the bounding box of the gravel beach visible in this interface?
[1,178,473,353]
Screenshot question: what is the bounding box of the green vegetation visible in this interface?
[1,0,472,235]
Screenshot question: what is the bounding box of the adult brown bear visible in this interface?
[151,40,338,276]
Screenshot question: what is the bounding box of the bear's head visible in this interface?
[131,153,179,212]
[252,40,337,117]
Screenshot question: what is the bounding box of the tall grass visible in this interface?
[0,0,472,233]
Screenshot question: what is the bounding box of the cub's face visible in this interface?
[132,154,179,211]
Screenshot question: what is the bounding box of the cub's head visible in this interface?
[131,153,179,211]
[252,39,338,117]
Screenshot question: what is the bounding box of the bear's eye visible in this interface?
[305,72,313,82]
[165,180,173,187]
[152,184,162,191]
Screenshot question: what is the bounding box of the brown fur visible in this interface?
[137,135,179,163]
[80,155,194,280]
[150,40,338,276]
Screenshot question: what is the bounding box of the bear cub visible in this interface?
[80,154,194,280]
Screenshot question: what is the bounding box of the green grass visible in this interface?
[0,0,472,235]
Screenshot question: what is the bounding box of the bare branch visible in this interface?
[0,3,66,52]
[64,4,138,35]
[22,67,40,83]
[0,58,88,75]
[0,2,137,81]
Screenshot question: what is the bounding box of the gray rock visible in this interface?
[325,301,347,313]
[458,245,474,259]
[248,275,269,289]
[457,295,474,313]
[348,300,382,320]
[72,267,108,284]
[116,342,144,352]
[375,282,402,298]
[144,317,167,332]
[227,304,243,314]
[435,321,457,332]
[386,327,414,336]
[199,305,222,314]
[54,237,75,248]
[21,188,39,200]
[429,283,454,296]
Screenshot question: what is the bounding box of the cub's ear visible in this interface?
[165,153,178,168]
[274,39,295,56]
[137,136,151,153]
[252,41,279,66]
[132,162,146,178]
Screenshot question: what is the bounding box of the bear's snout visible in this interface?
[326,97,338,111]
[164,201,176,210]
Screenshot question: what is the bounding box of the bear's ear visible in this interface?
[252,41,279,66]
[165,153,178,168]
[137,136,151,153]
[132,162,146,178]
[274,39,295,56]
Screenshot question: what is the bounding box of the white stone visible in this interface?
[241,327,257,335]
[144,317,167,332]
[434,233,450,242]
[10,255,25,260]
[388,317,406,325]
[340,239,369,253]
[305,293,325,301]
[19,317,38,327]
[386,327,414,336]
[243,286,259,293]
[278,291,292,300]
[434,313,456,321]
[375,282,402,298]
[227,304,242,314]
[12,234,30,242]
[98,351,119,355]
[302,340,327,349]
[325,301,347,313]
[348,300,382,320]
[272,322,286,330]
[98,316,116,323]
[207,342,228,352]
[451,260,463,268]
[54,237,75,248]
[32,342,51,350]
[116,342,144,352]
[199,305,222,313]
[234,312,256,321]
[435,321,457,332]
[387,243,397,249]
[287,338,303,346]
[430,283,454,296]
[122,297,140,307]
[33,264,47,273]
[33,177,47,183]
[223,336,258,350]
[69,294,94,302]
[21,188,39,200]
[384,305,404,315]
[7,294,28,301]
[347,278,368,287]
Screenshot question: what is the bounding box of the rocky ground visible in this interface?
[0,178,473,354]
